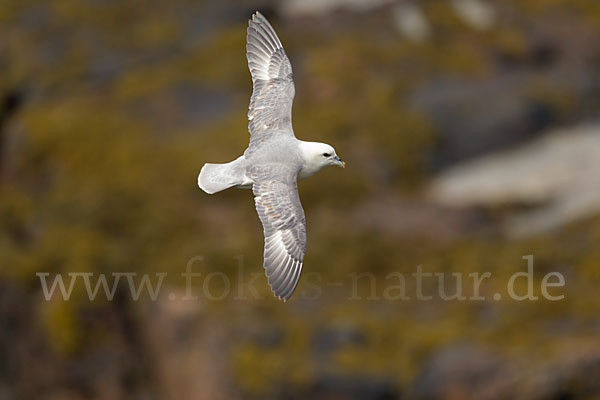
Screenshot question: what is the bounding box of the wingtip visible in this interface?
[265,255,303,302]
[268,281,293,302]
[249,11,277,34]
[279,292,291,302]
[269,282,289,302]
[270,284,296,303]
[247,11,266,39]
[249,11,265,26]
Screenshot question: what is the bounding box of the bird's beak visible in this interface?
[335,156,345,168]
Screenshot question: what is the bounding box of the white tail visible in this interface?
[198,156,247,194]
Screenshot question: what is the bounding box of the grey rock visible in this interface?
[429,124,600,237]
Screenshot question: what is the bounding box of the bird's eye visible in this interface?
[323,153,331,157]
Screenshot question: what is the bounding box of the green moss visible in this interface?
[41,298,83,355]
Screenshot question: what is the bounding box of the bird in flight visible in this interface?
[198,12,345,301]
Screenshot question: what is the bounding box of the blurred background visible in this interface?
[1,0,600,399]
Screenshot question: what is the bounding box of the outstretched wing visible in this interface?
[246,12,295,138]
[250,165,306,301]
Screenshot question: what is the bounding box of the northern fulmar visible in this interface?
[198,12,345,301]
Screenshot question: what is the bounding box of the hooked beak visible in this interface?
[335,156,345,168]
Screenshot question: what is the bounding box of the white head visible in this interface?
[298,141,345,179]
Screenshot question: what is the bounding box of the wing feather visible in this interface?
[250,165,306,301]
[246,12,295,138]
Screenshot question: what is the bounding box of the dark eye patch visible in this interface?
[323,153,331,157]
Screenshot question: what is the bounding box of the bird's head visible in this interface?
[299,141,345,173]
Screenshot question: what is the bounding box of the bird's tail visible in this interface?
[198,156,246,194]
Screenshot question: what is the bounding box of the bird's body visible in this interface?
[199,135,333,192]
[198,12,344,301]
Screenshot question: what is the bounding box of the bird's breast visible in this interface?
[297,163,321,180]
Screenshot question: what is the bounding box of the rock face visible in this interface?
[450,0,495,31]
[428,124,600,236]
[278,0,393,17]
[411,344,514,400]
[410,75,558,169]
[411,343,600,400]
[3,1,600,400]
[392,2,431,42]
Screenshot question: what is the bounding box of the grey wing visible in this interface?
[246,12,295,139]
[250,165,306,301]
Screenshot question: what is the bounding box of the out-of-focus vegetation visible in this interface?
[1,0,600,399]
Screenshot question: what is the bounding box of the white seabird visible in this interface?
[198,12,345,301]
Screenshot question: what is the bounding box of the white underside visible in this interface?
[199,143,324,194]
[237,162,317,189]
[236,178,254,189]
